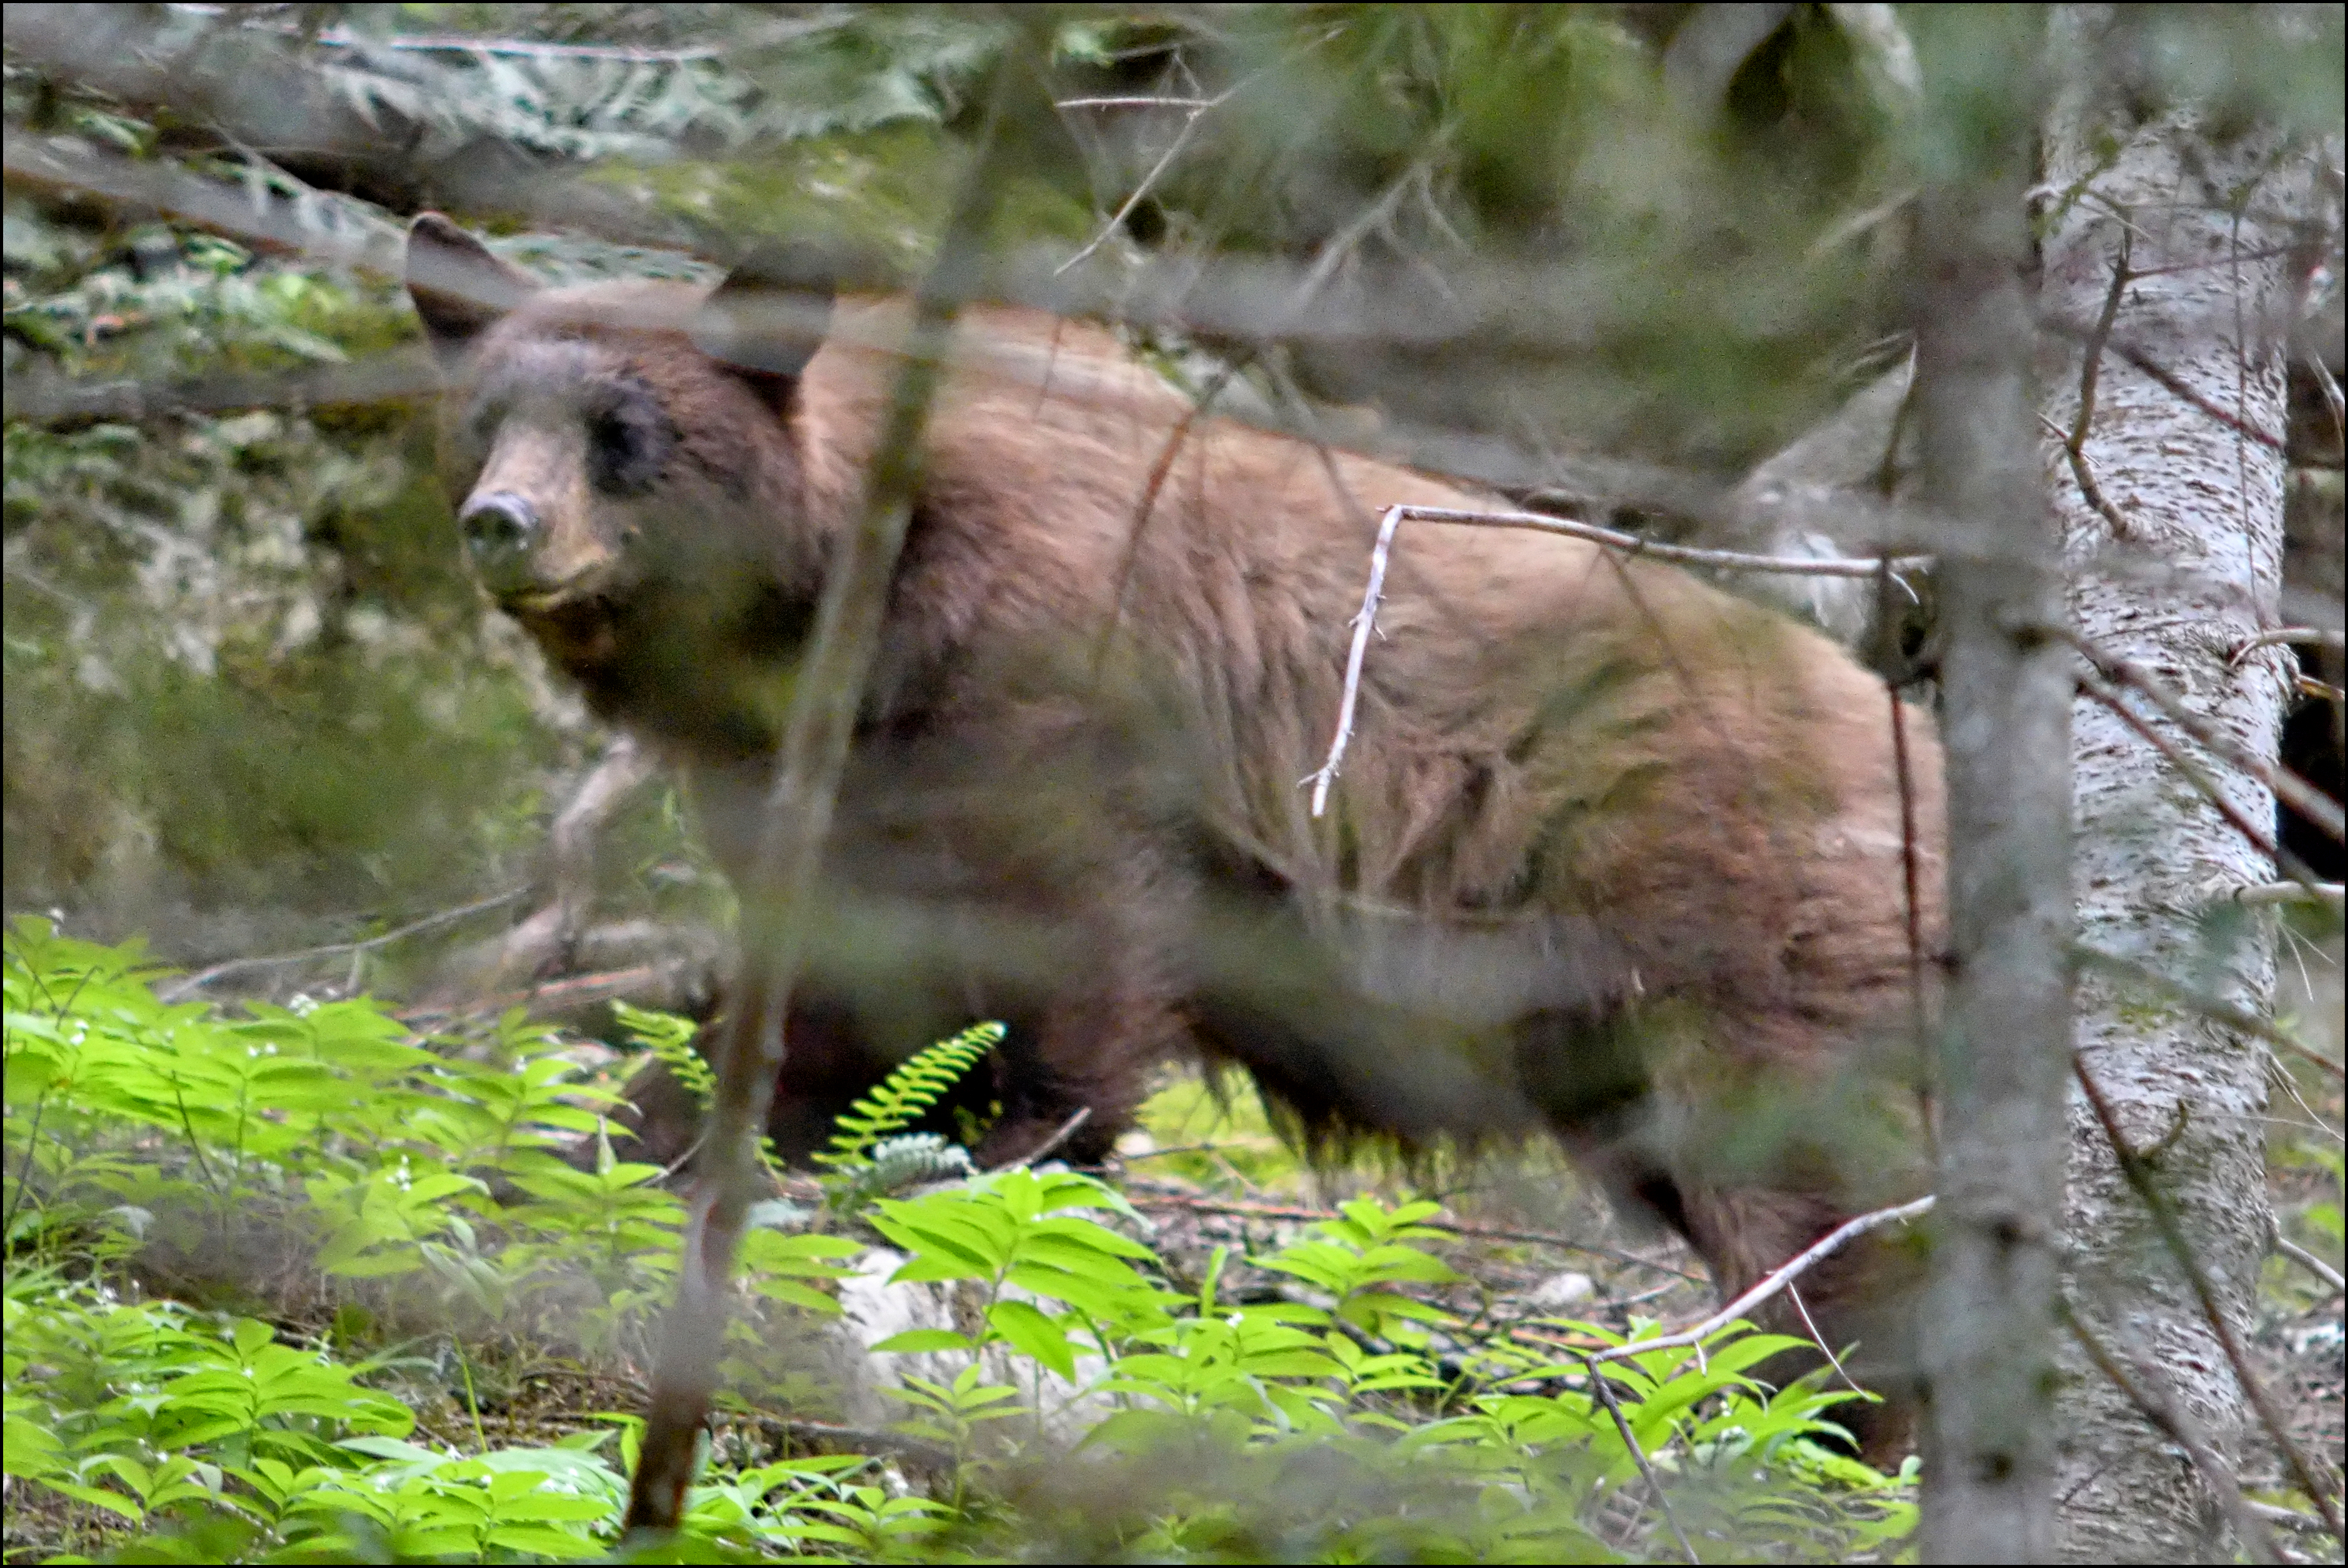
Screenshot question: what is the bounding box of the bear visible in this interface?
[405,212,1946,1453]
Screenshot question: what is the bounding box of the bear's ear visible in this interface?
[691,240,837,417]
[405,213,538,366]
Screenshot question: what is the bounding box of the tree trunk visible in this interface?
[2038,37,2310,1560]
[1910,11,2070,1561]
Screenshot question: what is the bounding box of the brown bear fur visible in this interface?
[407,214,1945,1453]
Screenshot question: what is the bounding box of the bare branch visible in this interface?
[622,35,1038,1533]
[2061,1296,2281,1565]
[1584,1196,1937,1368]
[2038,311,2292,454]
[1888,657,1930,1077]
[2273,1232,2346,1296]
[2055,625,2346,846]
[2233,627,2348,662]
[1367,504,1934,577]
[1584,1349,1700,1564]
[1056,96,1219,111]
[1057,83,1238,277]
[1304,503,1405,817]
[1304,502,1933,816]
[2072,943,2343,1080]
[986,1107,1093,1172]
[2231,880,2347,908]
[2071,1054,2344,1539]
[2075,669,2292,868]
[2055,230,2141,541]
[156,888,526,1003]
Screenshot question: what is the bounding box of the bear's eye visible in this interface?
[463,400,509,452]
[584,391,673,497]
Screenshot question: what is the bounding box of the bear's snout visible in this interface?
[458,490,538,589]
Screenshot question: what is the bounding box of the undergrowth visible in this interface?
[4,916,1922,1562]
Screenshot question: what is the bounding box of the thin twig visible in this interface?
[156,888,527,1002]
[2231,880,2347,908]
[1584,1352,1700,1564]
[1784,1281,1862,1393]
[2055,625,2345,846]
[1092,353,1250,677]
[1887,646,1930,1079]
[2308,348,2347,459]
[1305,503,1406,816]
[1584,1196,1937,1368]
[2073,942,2343,1080]
[1302,502,1930,817]
[2075,670,2291,868]
[2060,1295,2281,1565]
[2274,1232,2346,1296]
[1289,158,1439,306]
[2055,231,2138,540]
[1118,1187,1704,1280]
[2233,627,2348,662]
[624,37,1033,1531]
[2071,1053,2344,1538]
[2037,313,2289,453]
[1056,95,1219,110]
[1370,504,1933,577]
[988,1107,1093,1172]
[1056,84,1237,277]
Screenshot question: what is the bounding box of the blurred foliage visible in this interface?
[4,922,1921,1562]
[4,0,2338,979]
[2,211,587,960]
[0,6,2337,1558]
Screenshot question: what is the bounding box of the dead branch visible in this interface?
[1887,659,1932,1110]
[2038,311,2291,454]
[1056,95,1220,111]
[2053,230,2141,541]
[1305,501,1932,816]
[1115,1187,1706,1281]
[2072,943,2344,1081]
[1305,502,1407,816]
[1584,1195,1937,1368]
[1058,81,1240,277]
[622,38,1035,1532]
[2075,669,2294,869]
[986,1107,1093,1172]
[2071,1053,2344,1539]
[155,887,526,1003]
[2272,1232,2346,1296]
[2060,1295,2281,1565]
[2231,880,2348,908]
[2233,627,2348,663]
[2056,625,2346,845]
[1585,1350,1701,1565]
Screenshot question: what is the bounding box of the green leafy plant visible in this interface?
[7,921,1920,1562]
[813,1019,1004,1212]
[612,999,712,1110]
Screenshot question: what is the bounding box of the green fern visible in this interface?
[815,1020,1005,1171]
[612,1000,712,1109]
[825,1131,979,1213]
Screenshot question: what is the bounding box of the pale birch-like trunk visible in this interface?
[2038,62,2314,1562]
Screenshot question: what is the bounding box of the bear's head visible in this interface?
[405,213,837,756]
